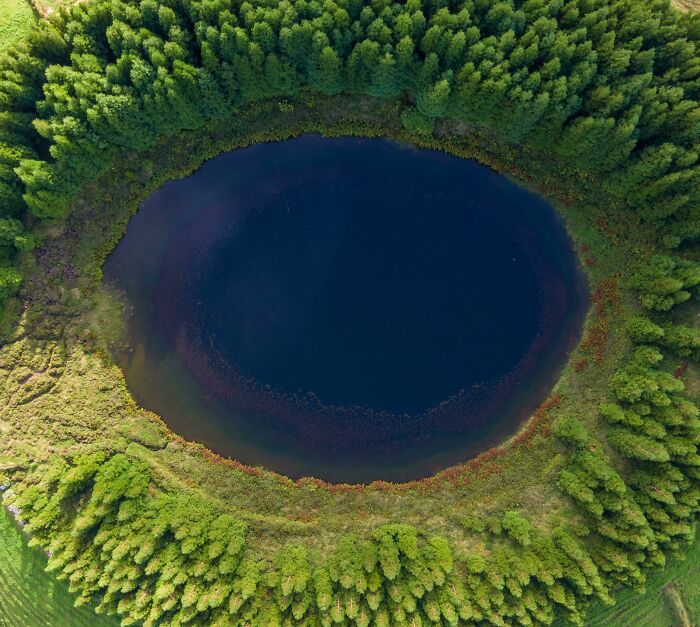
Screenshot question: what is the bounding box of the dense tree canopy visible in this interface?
[1,0,700,624]
[0,0,700,319]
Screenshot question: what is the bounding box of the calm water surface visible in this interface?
[104,136,588,482]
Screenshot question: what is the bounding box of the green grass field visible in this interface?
[580,533,700,627]
[0,0,35,53]
[0,507,118,626]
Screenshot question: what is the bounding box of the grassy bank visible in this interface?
[1,94,635,542]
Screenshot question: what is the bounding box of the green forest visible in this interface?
[0,0,700,624]
[2,0,700,299]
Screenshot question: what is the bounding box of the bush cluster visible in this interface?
[9,451,625,625]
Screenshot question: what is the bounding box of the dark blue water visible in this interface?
[104,136,588,482]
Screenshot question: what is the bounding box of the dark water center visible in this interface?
[104,136,588,482]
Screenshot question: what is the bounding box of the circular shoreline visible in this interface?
[103,134,591,482]
[1,0,699,621]
[2,93,693,627]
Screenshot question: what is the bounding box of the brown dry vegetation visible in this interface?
[673,0,700,11]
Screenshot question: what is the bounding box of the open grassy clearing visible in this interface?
[580,532,700,627]
[0,0,35,53]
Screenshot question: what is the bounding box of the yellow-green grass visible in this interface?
[0,0,35,53]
